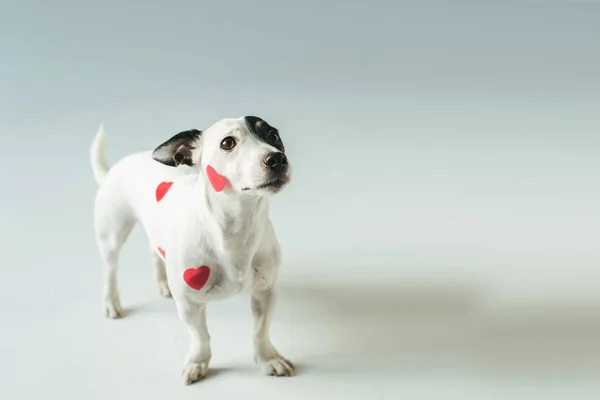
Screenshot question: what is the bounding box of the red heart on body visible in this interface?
[206,165,228,192]
[157,247,166,258]
[183,266,211,290]
[155,181,173,202]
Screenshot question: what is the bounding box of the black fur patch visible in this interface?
[244,116,284,152]
[152,129,202,167]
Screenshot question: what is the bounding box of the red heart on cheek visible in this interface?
[206,165,228,192]
[156,182,173,202]
[183,266,211,290]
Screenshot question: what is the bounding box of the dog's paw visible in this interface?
[157,280,172,298]
[256,354,295,377]
[104,298,124,319]
[181,360,209,385]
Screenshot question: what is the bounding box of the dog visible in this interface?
[90,116,295,384]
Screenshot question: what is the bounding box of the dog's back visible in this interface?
[90,125,195,226]
[90,125,193,317]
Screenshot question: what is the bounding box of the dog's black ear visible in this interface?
[152,129,202,167]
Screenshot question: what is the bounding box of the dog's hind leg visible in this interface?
[95,205,135,319]
[151,248,171,298]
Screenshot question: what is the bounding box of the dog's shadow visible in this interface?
[274,279,600,375]
[125,275,600,376]
[276,281,480,358]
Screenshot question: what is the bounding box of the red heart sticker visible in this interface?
[157,247,166,258]
[183,266,211,290]
[206,165,228,192]
[156,181,173,202]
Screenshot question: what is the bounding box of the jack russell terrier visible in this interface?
[90,116,295,384]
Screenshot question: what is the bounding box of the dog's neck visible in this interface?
[195,174,268,234]
[192,174,268,288]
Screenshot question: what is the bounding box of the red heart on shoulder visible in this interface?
[183,266,211,290]
[156,181,173,202]
[157,247,166,258]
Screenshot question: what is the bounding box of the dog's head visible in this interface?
[152,116,291,196]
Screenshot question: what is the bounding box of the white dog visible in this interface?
[90,116,295,384]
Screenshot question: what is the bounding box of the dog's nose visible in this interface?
[263,152,288,172]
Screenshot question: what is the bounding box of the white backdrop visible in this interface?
[1,2,599,399]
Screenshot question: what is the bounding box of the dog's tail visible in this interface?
[90,123,109,185]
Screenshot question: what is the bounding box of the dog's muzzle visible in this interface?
[241,152,290,192]
[263,152,288,174]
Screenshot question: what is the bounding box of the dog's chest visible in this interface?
[136,173,267,299]
[165,228,261,299]
[152,202,264,299]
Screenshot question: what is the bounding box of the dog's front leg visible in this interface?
[251,286,295,376]
[175,299,211,385]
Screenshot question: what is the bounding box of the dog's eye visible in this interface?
[220,137,237,150]
[268,130,280,142]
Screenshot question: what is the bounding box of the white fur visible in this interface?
[90,117,294,384]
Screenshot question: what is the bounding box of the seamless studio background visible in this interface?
[1,1,599,399]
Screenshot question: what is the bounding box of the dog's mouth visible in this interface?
[242,177,287,192]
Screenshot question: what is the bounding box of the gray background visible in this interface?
[1,1,599,399]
